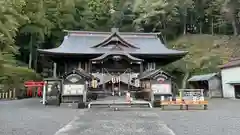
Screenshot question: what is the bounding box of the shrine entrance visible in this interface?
[90,53,143,97]
[103,68,131,97]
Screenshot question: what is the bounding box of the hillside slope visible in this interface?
[169,34,240,73]
[163,34,240,88]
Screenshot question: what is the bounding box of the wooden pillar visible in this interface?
[140,62,143,76]
[78,62,81,70]
[128,73,130,90]
[64,62,67,73]
[150,79,154,104]
[102,67,105,90]
[9,90,12,99]
[13,89,16,99]
[89,61,92,73]
[118,75,121,96]
[53,62,57,78]
[85,62,88,72]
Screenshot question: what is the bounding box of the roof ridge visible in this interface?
[64,30,160,37]
[91,32,139,49]
[64,30,111,34]
[192,73,217,76]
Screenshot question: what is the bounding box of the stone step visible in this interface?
[88,98,152,109]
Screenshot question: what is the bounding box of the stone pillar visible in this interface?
[53,62,57,78]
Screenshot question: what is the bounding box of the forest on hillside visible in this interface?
[1,0,240,89]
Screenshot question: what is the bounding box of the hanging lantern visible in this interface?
[91,79,97,88]
[112,76,116,83]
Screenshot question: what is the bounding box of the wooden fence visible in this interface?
[0,89,16,100]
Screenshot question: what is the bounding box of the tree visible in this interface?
[133,0,179,35]
[176,0,194,35]
[19,0,53,69]
[86,0,112,31]
[0,0,27,51]
[221,0,240,36]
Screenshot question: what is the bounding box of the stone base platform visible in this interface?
[88,96,152,108]
[60,102,86,109]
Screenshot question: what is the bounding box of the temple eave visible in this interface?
[38,49,187,57]
[90,53,143,62]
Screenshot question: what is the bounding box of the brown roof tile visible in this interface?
[219,57,240,69]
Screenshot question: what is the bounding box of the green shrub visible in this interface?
[0,64,41,92]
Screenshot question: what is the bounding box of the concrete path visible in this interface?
[54,109,175,135]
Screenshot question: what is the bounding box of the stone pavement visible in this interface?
[0,98,81,135]
[54,109,175,135]
[1,98,240,135]
[55,99,240,135]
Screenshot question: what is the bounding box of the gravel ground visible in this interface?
[0,98,82,135]
[158,99,240,135]
[1,98,240,135]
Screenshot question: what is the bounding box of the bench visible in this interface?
[161,101,184,110]
[160,100,208,110]
[184,100,208,110]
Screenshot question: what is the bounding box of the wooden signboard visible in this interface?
[63,73,85,96]
[151,84,171,94]
[63,84,84,95]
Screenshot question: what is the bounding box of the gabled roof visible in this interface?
[62,69,98,80]
[139,69,173,80]
[219,57,240,69]
[91,32,139,49]
[188,73,219,82]
[38,29,187,57]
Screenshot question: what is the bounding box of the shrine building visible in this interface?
[38,28,187,97]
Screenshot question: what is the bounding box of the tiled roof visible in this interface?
[188,73,219,82]
[219,57,240,69]
[38,30,187,56]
